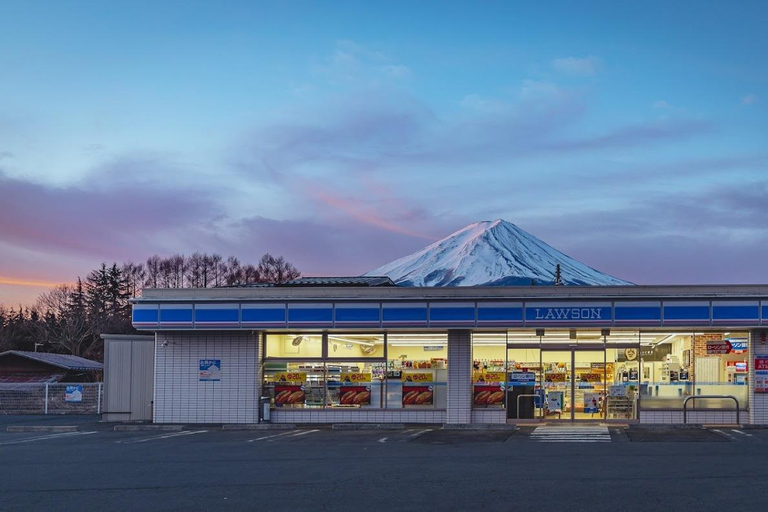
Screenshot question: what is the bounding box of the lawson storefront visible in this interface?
[131,284,768,425]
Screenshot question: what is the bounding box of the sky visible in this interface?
[1,0,767,305]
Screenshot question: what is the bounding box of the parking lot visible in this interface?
[2,416,768,512]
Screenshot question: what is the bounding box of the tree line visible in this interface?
[0,253,300,360]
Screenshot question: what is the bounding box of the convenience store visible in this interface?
[131,282,768,425]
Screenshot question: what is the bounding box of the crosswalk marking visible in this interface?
[118,430,208,444]
[0,431,97,446]
[530,426,611,443]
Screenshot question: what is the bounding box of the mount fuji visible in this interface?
[365,219,633,286]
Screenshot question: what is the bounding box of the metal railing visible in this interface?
[0,383,102,415]
[682,395,739,425]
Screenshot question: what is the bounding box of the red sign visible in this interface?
[755,358,768,371]
[706,340,732,354]
[274,385,305,405]
[473,386,504,405]
[339,386,371,405]
[402,386,433,406]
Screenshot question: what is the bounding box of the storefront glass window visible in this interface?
[265,334,323,358]
[326,334,385,359]
[326,361,387,408]
[263,361,325,408]
[638,331,749,410]
[386,333,447,409]
[472,333,507,409]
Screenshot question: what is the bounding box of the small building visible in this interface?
[0,351,103,384]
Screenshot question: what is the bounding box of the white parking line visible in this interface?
[401,429,432,442]
[248,430,300,443]
[378,437,388,443]
[712,429,735,440]
[280,429,319,439]
[731,429,753,437]
[0,431,97,446]
[118,430,208,444]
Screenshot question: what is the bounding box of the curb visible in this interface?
[222,424,296,431]
[332,423,406,430]
[442,423,517,431]
[6,425,79,433]
[114,425,184,432]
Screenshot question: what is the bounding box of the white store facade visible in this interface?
[131,283,768,426]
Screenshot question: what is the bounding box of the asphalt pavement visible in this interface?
[1,417,767,512]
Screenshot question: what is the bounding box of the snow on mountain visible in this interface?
[365,219,633,286]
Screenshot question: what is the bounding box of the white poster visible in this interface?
[546,391,563,412]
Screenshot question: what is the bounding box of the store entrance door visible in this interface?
[541,349,606,422]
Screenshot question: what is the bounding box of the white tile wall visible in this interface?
[471,409,507,424]
[272,409,447,424]
[640,410,741,424]
[750,329,768,425]
[446,330,472,424]
[154,331,259,424]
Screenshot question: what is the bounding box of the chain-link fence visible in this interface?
[0,383,102,414]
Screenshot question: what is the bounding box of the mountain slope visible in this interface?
[365,219,632,286]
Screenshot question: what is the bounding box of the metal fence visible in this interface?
[0,383,103,415]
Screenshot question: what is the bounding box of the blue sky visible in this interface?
[1,0,767,303]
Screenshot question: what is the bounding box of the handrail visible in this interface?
[682,395,739,424]
[516,393,540,420]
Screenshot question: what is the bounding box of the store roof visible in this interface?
[0,351,103,371]
[282,276,396,287]
[230,276,396,288]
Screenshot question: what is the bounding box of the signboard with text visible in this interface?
[402,372,433,383]
[199,359,221,381]
[706,340,732,355]
[272,372,307,383]
[473,372,506,383]
[341,373,371,383]
[65,385,83,403]
[755,356,768,393]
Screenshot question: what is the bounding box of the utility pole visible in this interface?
[554,264,563,286]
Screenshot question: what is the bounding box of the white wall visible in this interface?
[154,331,259,424]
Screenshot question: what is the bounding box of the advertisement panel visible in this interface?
[199,359,221,381]
[402,386,433,405]
[339,386,371,405]
[473,386,504,405]
[402,372,433,383]
[273,372,307,383]
[341,372,371,383]
[755,356,768,394]
[546,391,563,412]
[473,372,505,383]
[65,385,83,403]
[583,392,600,413]
[274,385,305,405]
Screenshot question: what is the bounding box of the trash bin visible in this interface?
[259,396,271,423]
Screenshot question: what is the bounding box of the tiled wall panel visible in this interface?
[446,330,472,424]
[271,409,446,424]
[154,331,258,424]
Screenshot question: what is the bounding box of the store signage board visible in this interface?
[755,356,768,393]
[584,393,600,413]
[340,373,371,383]
[402,372,433,383]
[474,372,506,383]
[509,372,535,385]
[706,340,732,354]
[199,359,221,381]
[274,372,307,383]
[65,385,83,403]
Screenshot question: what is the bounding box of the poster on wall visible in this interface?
[402,386,433,405]
[402,372,433,383]
[65,385,83,403]
[199,359,221,381]
[546,391,563,412]
[474,372,505,383]
[473,386,505,405]
[755,356,768,393]
[339,386,371,405]
[341,372,371,383]
[583,393,600,413]
[274,385,306,405]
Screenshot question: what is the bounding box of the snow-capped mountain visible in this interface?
[365,219,633,286]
